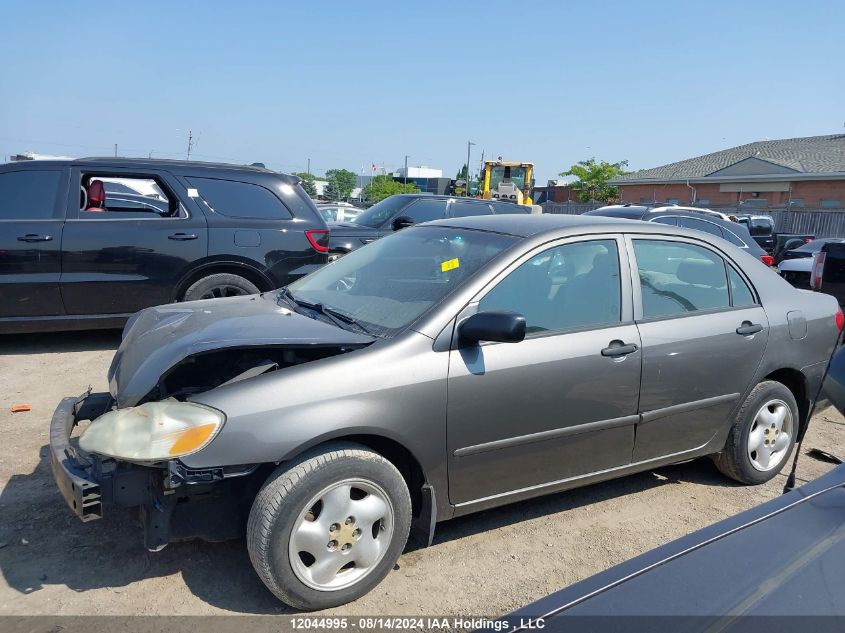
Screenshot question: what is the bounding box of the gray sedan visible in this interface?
[50,214,841,610]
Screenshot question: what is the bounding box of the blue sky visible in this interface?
[1,0,843,183]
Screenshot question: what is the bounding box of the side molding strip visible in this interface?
[454,414,640,458]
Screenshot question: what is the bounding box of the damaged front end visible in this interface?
[51,390,268,550]
[52,293,376,550]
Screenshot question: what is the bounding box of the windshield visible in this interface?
[350,196,409,227]
[489,165,527,192]
[286,226,517,337]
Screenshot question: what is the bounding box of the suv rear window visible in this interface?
[0,170,61,219]
[187,177,291,220]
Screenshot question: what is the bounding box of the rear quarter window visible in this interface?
[187,177,292,220]
[0,170,62,219]
[451,200,493,217]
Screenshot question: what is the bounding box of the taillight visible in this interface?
[760,255,774,266]
[305,229,330,253]
[836,309,844,332]
[811,251,826,290]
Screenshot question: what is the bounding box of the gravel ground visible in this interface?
[0,330,842,616]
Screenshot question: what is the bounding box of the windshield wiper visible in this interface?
[277,288,376,336]
[319,305,377,337]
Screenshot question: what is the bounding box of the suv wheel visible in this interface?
[247,443,411,610]
[182,273,260,301]
[713,380,798,484]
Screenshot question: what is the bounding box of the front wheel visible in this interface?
[247,444,411,610]
[713,380,798,484]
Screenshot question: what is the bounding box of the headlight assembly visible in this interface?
[79,400,225,462]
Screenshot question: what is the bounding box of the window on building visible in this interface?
[697,199,710,206]
[787,198,804,207]
[187,177,291,219]
[0,170,61,219]
[667,198,679,205]
[742,198,768,207]
[821,199,842,208]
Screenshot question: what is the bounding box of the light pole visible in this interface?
[404,155,409,186]
[466,141,476,196]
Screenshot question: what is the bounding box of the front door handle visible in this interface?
[601,340,639,357]
[168,233,198,241]
[736,321,763,336]
[17,234,52,242]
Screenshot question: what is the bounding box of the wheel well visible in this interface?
[175,264,274,301]
[304,435,427,520]
[764,368,810,430]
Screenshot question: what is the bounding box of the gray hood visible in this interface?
[108,292,374,408]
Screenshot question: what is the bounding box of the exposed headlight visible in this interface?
[79,400,225,462]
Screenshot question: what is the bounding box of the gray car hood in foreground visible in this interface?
[108,292,374,408]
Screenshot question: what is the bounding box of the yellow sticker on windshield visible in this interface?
[441,258,460,272]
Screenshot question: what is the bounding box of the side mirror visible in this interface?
[392,216,415,231]
[460,310,526,344]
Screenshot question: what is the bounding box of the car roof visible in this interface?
[391,194,493,203]
[425,212,671,238]
[2,157,291,178]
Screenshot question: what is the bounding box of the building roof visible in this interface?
[611,134,845,184]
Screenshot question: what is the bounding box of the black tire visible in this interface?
[713,380,799,484]
[247,443,411,610]
[182,273,260,301]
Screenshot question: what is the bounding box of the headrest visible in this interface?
[87,180,106,210]
[591,251,615,276]
[676,259,723,287]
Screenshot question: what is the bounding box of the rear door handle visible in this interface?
[168,233,198,241]
[17,234,52,242]
[736,322,763,336]
[601,341,639,357]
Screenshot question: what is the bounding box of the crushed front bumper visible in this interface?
[49,391,113,521]
[50,391,256,550]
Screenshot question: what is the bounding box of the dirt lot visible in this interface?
[0,330,842,617]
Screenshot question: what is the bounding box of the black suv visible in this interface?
[0,158,328,333]
[328,194,530,256]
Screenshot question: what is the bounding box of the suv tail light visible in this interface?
[836,309,844,333]
[811,251,826,290]
[305,229,330,253]
[760,255,775,266]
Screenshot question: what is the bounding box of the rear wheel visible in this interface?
[247,444,411,610]
[714,380,798,484]
[182,273,260,301]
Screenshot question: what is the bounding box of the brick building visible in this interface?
[609,134,845,209]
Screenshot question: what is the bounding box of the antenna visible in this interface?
[186,130,195,160]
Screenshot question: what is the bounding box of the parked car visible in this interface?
[327,193,531,257]
[316,203,364,223]
[733,213,814,260]
[778,238,845,289]
[502,343,845,631]
[0,158,328,333]
[51,214,840,610]
[810,241,845,305]
[586,205,774,265]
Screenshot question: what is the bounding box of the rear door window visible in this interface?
[450,200,493,217]
[187,177,291,219]
[0,170,62,219]
[678,216,724,238]
[633,240,730,318]
[400,198,448,223]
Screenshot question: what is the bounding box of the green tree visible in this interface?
[560,158,629,203]
[363,175,420,202]
[293,172,317,198]
[456,163,468,180]
[324,168,357,201]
